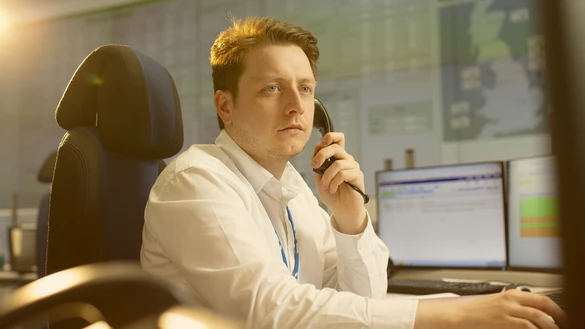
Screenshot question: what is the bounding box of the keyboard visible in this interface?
[541,290,565,310]
[388,279,506,296]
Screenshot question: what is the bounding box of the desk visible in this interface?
[390,269,563,288]
[0,271,37,285]
[385,292,459,300]
[0,271,37,301]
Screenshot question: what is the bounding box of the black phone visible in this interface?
[312,97,369,203]
[313,97,335,176]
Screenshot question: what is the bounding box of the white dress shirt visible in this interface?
[141,130,418,328]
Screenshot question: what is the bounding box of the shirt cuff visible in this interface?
[370,298,419,329]
[330,210,380,261]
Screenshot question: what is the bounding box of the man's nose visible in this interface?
[285,89,304,115]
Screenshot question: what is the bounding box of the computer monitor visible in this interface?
[507,156,562,272]
[542,0,585,326]
[376,162,507,270]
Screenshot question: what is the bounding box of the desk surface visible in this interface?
[390,269,563,288]
[0,271,36,303]
[0,271,37,283]
[386,292,460,300]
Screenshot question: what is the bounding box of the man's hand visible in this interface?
[312,132,367,235]
[415,290,566,329]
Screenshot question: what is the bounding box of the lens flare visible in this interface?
[90,75,103,86]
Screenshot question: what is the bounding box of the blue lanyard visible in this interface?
[273,206,299,280]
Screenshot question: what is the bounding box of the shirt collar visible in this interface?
[215,130,304,196]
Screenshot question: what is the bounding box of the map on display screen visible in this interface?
[440,0,546,141]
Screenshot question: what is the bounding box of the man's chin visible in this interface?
[271,143,306,158]
[281,147,304,158]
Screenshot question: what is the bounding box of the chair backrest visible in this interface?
[36,194,50,277]
[36,150,57,278]
[46,45,183,276]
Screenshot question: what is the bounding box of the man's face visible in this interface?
[226,44,316,162]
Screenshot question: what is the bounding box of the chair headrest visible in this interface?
[37,150,58,183]
[55,45,183,159]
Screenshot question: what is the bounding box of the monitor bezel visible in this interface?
[505,155,563,273]
[375,161,509,271]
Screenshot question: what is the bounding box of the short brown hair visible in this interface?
[210,17,320,129]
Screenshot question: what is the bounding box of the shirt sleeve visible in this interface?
[320,207,391,300]
[141,166,418,329]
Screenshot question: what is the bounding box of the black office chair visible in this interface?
[36,152,166,279]
[36,150,57,278]
[0,262,201,328]
[46,44,183,276]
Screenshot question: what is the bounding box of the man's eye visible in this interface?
[265,85,279,92]
[300,86,312,93]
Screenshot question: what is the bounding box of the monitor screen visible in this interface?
[376,162,507,269]
[507,156,562,271]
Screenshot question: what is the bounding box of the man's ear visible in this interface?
[215,90,233,126]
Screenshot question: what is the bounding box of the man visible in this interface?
[141,17,565,329]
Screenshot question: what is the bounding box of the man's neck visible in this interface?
[224,130,289,181]
[250,155,288,181]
